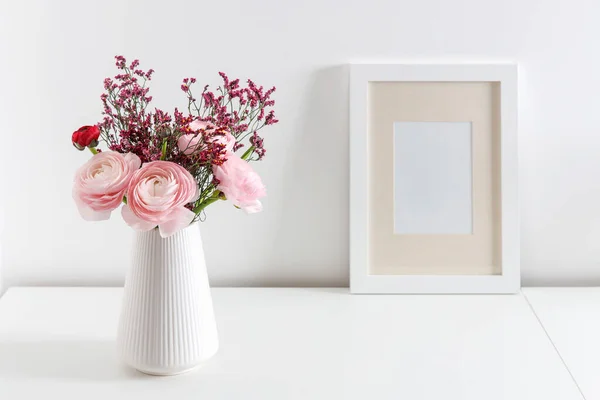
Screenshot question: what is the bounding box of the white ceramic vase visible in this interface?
[117,223,219,375]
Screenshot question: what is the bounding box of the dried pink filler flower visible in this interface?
[70,55,279,234]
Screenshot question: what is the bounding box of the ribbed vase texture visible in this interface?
[117,224,219,375]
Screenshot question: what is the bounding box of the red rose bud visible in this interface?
[72,125,100,151]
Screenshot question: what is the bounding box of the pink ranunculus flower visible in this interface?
[189,120,214,132]
[177,120,236,155]
[213,153,266,213]
[73,151,141,221]
[214,131,236,152]
[121,161,199,238]
[177,134,202,156]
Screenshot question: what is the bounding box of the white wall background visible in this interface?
[1,0,600,288]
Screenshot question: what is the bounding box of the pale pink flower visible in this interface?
[189,120,214,132]
[121,161,199,237]
[177,133,202,155]
[177,120,236,155]
[73,151,141,221]
[214,131,236,152]
[213,153,266,213]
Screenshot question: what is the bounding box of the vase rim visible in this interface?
[135,221,200,239]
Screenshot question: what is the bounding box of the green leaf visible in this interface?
[241,146,255,161]
[160,139,168,160]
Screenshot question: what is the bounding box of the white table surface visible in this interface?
[523,288,599,400]
[0,288,585,400]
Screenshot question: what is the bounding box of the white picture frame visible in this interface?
[349,64,519,294]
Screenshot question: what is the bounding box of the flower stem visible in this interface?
[193,197,219,214]
[192,190,224,214]
[88,147,99,155]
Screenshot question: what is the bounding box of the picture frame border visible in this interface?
[349,63,519,294]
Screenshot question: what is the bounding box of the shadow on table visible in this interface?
[0,341,152,381]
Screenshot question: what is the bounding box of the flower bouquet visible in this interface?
[72,56,277,236]
[71,56,278,375]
